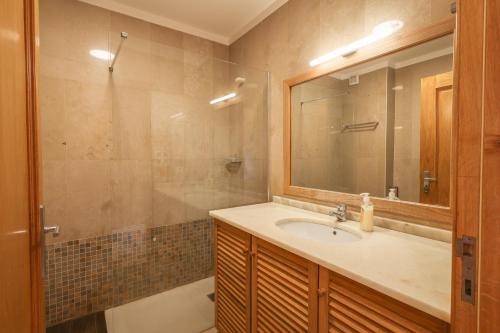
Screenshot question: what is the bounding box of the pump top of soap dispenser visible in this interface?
[360,193,372,205]
[387,188,400,200]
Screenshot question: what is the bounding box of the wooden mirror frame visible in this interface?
[283,18,456,228]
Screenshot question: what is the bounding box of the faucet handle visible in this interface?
[328,204,347,221]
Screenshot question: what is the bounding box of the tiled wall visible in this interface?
[229,0,455,199]
[291,76,346,191]
[44,218,213,326]
[291,68,391,197]
[40,0,268,245]
[40,0,268,327]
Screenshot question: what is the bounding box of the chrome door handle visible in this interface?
[40,204,60,237]
[40,204,60,279]
[423,170,437,193]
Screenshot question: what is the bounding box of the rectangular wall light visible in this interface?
[309,20,404,67]
[210,92,237,105]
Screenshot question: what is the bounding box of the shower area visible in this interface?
[39,0,268,332]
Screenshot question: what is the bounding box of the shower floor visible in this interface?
[105,277,215,333]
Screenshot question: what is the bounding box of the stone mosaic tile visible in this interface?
[45,218,214,327]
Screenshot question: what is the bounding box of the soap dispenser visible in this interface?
[387,188,400,201]
[359,193,374,232]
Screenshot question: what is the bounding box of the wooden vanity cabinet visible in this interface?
[214,220,252,333]
[214,219,449,333]
[318,268,450,333]
[252,237,319,333]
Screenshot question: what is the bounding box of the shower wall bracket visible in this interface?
[109,31,128,73]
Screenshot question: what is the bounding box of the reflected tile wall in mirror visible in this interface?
[290,34,454,206]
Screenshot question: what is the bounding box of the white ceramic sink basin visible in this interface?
[276,218,361,243]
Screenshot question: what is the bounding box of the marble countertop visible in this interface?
[209,202,451,322]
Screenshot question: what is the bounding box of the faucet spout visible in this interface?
[329,204,347,222]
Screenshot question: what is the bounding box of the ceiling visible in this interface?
[79,0,287,45]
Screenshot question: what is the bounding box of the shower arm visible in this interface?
[109,31,128,73]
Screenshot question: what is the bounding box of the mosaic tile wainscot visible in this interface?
[44,218,214,327]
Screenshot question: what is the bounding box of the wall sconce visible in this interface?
[309,20,404,67]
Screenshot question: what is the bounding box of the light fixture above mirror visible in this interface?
[309,20,404,67]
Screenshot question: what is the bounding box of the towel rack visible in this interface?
[341,121,379,132]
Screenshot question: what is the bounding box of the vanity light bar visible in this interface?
[309,20,404,67]
[210,92,237,105]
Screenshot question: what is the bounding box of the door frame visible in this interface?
[18,0,495,332]
[451,0,485,331]
[24,0,44,331]
[419,71,453,206]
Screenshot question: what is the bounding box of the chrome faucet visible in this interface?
[329,204,347,222]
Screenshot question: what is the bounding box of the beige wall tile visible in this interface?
[182,34,213,56]
[39,0,265,242]
[153,159,185,183]
[39,54,111,86]
[153,182,186,226]
[39,76,67,161]
[184,184,212,221]
[151,92,186,160]
[150,24,183,48]
[110,160,153,229]
[65,160,112,239]
[64,80,113,160]
[320,0,366,54]
[287,0,321,73]
[112,86,152,160]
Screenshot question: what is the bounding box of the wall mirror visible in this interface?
[284,20,456,226]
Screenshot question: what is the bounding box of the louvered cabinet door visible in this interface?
[214,220,252,333]
[318,268,450,333]
[252,237,319,333]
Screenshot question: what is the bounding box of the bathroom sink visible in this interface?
[276,218,361,243]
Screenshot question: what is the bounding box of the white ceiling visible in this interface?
[79,0,287,45]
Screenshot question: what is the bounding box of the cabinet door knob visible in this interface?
[317,288,327,296]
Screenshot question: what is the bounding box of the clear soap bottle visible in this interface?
[359,193,374,232]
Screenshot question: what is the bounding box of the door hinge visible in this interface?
[456,236,476,304]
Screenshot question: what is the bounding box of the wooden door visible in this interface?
[420,71,453,206]
[451,0,484,331]
[479,0,500,330]
[0,0,43,332]
[214,220,252,333]
[318,268,450,332]
[251,237,318,333]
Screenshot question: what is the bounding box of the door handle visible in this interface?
[44,225,60,236]
[423,170,437,193]
[40,204,60,279]
[40,205,60,237]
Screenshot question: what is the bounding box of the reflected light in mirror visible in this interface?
[210,92,236,105]
[90,49,115,61]
[309,20,404,67]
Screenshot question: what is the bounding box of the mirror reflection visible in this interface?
[291,34,454,206]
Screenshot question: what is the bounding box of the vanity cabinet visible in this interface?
[214,219,450,333]
[252,237,319,333]
[318,269,450,333]
[214,220,252,333]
